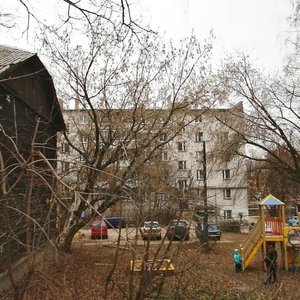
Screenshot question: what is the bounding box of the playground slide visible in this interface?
[240,218,263,269]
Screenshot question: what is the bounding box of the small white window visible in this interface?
[195,132,203,142]
[196,170,205,181]
[61,142,69,153]
[224,210,232,220]
[223,189,231,199]
[82,136,88,145]
[65,123,70,133]
[162,152,168,161]
[178,142,186,151]
[61,161,70,172]
[222,169,231,180]
[80,114,89,124]
[177,178,188,190]
[178,161,187,170]
[196,151,203,161]
[219,132,229,144]
[195,115,202,123]
[160,133,167,142]
[157,193,169,208]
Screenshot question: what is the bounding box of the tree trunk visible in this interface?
[60,220,85,253]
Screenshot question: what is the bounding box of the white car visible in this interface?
[140,221,162,240]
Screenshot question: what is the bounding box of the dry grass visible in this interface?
[2,232,300,299]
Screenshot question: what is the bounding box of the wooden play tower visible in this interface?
[240,194,300,271]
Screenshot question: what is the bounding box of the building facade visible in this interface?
[57,102,248,222]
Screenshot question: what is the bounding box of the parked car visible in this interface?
[140,221,162,240]
[288,216,299,226]
[166,220,190,241]
[104,216,126,229]
[195,222,221,240]
[91,220,108,239]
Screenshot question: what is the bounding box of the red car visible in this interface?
[91,220,108,239]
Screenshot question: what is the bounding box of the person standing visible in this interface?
[264,244,278,284]
[233,248,242,272]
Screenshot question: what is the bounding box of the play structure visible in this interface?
[240,194,300,271]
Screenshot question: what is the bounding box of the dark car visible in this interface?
[104,217,126,229]
[140,221,162,240]
[195,222,221,240]
[91,220,108,239]
[166,220,190,241]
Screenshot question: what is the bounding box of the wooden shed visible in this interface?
[0,45,65,276]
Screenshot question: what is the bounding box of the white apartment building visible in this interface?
[57,102,248,221]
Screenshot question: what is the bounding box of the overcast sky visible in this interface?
[0,0,293,73]
[133,0,292,72]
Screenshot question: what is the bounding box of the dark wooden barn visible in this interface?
[0,45,65,277]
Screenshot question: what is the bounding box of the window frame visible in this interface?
[196,169,205,181]
[195,131,203,143]
[178,160,187,170]
[177,178,188,190]
[61,142,70,153]
[223,188,232,199]
[194,115,202,123]
[177,141,186,152]
[162,152,168,161]
[79,114,89,125]
[224,210,232,220]
[61,161,70,172]
[222,169,231,180]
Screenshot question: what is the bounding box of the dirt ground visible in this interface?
[2,232,300,300]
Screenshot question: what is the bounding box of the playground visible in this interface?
[240,194,300,273]
[3,194,300,299]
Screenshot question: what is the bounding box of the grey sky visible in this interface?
[134,0,291,72]
[0,0,292,72]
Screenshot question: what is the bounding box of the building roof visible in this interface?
[0,45,35,77]
[259,194,285,206]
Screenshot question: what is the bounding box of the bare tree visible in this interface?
[220,56,300,200]
[38,18,214,253]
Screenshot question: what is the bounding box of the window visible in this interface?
[126,179,139,188]
[79,114,89,124]
[222,169,231,180]
[82,136,88,145]
[177,142,186,151]
[78,154,85,161]
[196,169,205,181]
[223,188,231,199]
[224,210,232,220]
[219,132,229,144]
[178,160,187,170]
[61,161,70,172]
[178,178,188,190]
[196,150,203,161]
[160,133,167,142]
[195,115,202,123]
[61,142,69,153]
[157,193,169,208]
[195,132,203,142]
[162,152,168,161]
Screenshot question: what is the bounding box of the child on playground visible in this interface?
[233,248,243,272]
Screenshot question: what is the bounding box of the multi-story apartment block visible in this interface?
[57,102,248,221]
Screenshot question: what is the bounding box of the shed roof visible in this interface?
[0,45,65,131]
[0,45,35,77]
[259,194,284,206]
